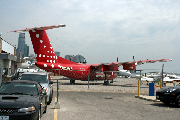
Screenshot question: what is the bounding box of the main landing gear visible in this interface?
[70,79,75,84]
[110,80,113,83]
[103,73,113,85]
[104,80,109,85]
[104,79,113,85]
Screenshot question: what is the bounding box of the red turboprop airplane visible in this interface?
[12,24,172,85]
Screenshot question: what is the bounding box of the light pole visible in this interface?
[54,68,60,109]
[162,64,164,87]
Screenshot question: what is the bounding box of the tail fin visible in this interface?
[29,30,57,63]
[12,24,76,64]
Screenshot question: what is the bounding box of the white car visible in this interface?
[20,72,53,105]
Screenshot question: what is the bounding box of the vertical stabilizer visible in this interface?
[12,24,77,64]
[29,30,57,63]
[29,30,76,64]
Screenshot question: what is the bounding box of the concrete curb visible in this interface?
[135,95,160,102]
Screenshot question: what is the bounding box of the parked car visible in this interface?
[156,86,180,107]
[0,80,47,120]
[20,72,53,105]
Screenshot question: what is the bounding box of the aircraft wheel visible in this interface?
[104,80,109,85]
[70,79,73,84]
[70,79,75,84]
[73,80,75,84]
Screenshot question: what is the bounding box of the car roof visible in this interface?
[21,72,47,75]
[5,80,39,84]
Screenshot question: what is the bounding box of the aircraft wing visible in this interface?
[90,63,118,72]
[90,63,118,67]
[118,59,172,66]
[118,59,172,70]
[90,59,172,70]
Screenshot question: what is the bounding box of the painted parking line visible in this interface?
[54,97,57,120]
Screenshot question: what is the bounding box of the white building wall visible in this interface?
[0,59,4,84]
[2,40,14,55]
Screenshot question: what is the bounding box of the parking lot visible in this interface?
[54,76,149,93]
[41,76,180,120]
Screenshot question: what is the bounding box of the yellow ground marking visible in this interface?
[84,90,90,92]
[54,97,57,120]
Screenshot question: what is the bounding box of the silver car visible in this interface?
[20,72,53,105]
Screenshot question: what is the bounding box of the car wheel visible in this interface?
[43,103,47,113]
[37,109,41,120]
[47,94,52,105]
[175,95,180,107]
[162,101,170,105]
[50,93,52,102]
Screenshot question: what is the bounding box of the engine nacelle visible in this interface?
[123,63,136,70]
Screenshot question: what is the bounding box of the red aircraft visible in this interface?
[12,24,172,85]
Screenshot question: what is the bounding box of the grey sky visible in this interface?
[0,0,179,72]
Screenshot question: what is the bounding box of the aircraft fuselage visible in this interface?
[36,62,118,80]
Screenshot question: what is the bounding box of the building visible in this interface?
[55,51,60,57]
[65,54,86,63]
[65,55,73,61]
[0,37,18,84]
[24,44,29,57]
[16,33,29,59]
[75,55,86,63]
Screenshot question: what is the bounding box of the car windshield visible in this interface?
[0,83,38,96]
[20,74,47,83]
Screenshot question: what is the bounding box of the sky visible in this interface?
[0,0,180,72]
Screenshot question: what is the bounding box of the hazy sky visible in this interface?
[1,0,180,72]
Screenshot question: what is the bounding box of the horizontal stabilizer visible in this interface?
[11,24,66,32]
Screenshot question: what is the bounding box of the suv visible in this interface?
[20,72,53,105]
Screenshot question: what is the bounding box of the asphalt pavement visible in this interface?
[40,76,180,120]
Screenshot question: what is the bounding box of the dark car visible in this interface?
[156,86,180,107]
[0,80,47,120]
